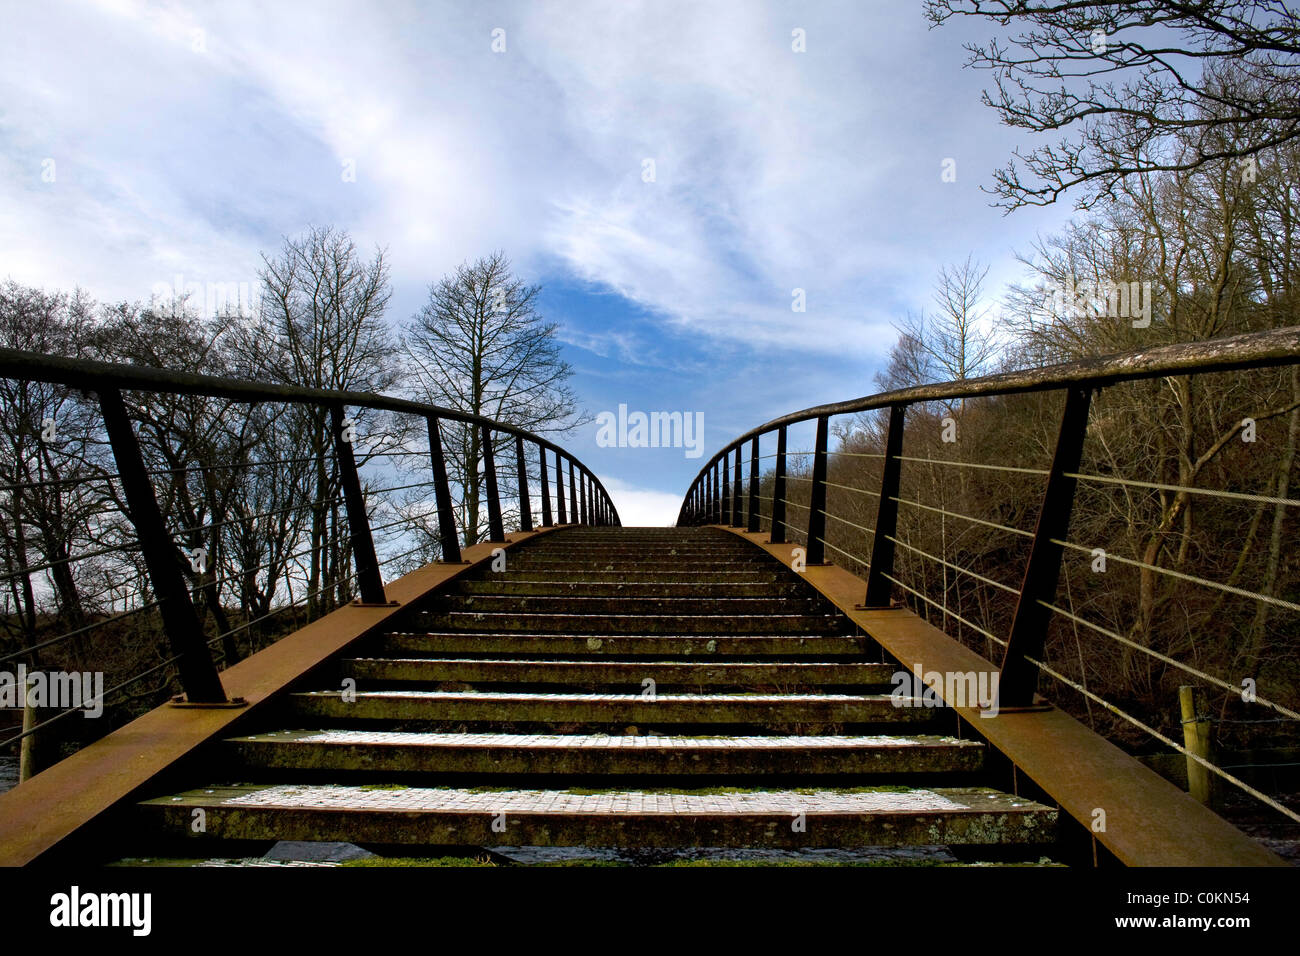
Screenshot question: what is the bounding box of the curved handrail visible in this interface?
[678,325,1300,492]
[0,347,620,513]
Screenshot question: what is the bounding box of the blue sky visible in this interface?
[0,0,1079,523]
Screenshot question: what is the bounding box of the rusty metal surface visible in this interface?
[0,529,556,867]
[711,525,1288,867]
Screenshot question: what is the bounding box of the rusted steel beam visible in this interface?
[426,416,461,563]
[555,449,567,524]
[568,458,578,525]
[999,385,1093,707]
[481,424,505,542]
[746,437,761,533]
[713,525,1287,868]
[721,454,731,525]
[514,434,533,533]
[539,443,553,527]
[770,425,787,544]
[805,415,829,565]
[864,403,906,607]
[332,403,386,604]
[98,388,227,704]
[713,461,721,524]
[732,445,743,528]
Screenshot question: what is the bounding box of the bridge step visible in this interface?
[452,580,806,595]
[117,525,1062,864]
[504,551,776,563]
[479,569,794,584]
[138,784,1056,848]
[412,612,851,635]
[503,559,779,571]
[341,657,896,688]
[376,632,869,658]
[458,579,808,596]
[284,690,934,725]
[432,595,829,615]
[225,730,986,775]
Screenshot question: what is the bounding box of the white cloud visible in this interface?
[0,0,1079,515]
[601,476,685,527]
[0,0,1068,349]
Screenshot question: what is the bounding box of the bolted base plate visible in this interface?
[984,694,1054,715]
[169,695,248,709]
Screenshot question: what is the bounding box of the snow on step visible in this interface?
[236,730,976,749]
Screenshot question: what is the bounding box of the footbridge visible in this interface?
[1,328,1297,867]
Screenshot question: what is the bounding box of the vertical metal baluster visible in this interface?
[999,386,1093,708]
[99,388,226,703]
[514,434,533,532]
[427,416,461,562]
[732,445,744,528]
[770,425,787,544]
[539,443,553,527]
[482,424,505,542]
[555,449,567,524]
[568,459,578,526]
[712,461,722,524]
[721,454,731,525]
[332,404,387,604]
[864,404,906,607]
[805,415,829,565]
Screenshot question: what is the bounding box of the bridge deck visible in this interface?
[0,526,1282,866]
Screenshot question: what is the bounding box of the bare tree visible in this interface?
[0,282,105,667]
[233,225,398,615]
[896,256,999,411]
[403,251,582,546]
[925,1,1300,209]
